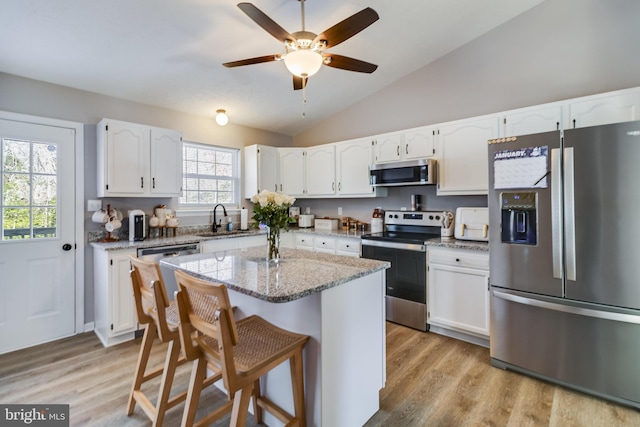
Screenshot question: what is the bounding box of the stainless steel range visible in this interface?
[361,210,443,331]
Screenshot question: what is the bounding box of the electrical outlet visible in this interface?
[338,207,343,216]
[87,199,102,211]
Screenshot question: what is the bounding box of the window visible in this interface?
[2,138,58,240]
[180,142,239,207]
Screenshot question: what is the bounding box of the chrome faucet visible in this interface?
[212,204,228,232]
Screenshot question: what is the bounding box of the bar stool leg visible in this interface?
[290,349,306,427]
[181,357,207,427]
[230,386,252,427]
[251,378,263,423]
[153,339,182,426]
[127,322,158,415]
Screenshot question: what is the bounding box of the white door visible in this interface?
[0,117,76,354]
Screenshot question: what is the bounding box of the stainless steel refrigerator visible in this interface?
[488,120,640,409]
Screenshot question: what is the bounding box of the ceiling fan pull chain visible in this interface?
[302,84,307,118]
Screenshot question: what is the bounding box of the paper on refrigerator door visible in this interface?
[493,145,549,189]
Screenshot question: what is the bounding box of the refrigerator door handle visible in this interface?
[551,148,563,279]
[564,147,577,281]
[493,290,640,324]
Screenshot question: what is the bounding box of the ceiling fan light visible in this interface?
[284,49,323,78]
[215,109,228,126]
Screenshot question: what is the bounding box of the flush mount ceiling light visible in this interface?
[215,109,229,126]
[223,0,379,91]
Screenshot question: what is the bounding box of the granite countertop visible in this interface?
[89,225,488,252]
[161,246,390,303]
[89,229,264,251]
[425,236,489,252]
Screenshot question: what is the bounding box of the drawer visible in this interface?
[314,236,336,250]
[295,234,314,248]
[337,238,360,254]
[428,248,489,270]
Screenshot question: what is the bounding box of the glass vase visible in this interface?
[266,226,280,263]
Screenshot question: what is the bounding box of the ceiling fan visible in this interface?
[223,1,379,90]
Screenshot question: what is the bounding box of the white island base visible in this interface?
[227,270,386,427]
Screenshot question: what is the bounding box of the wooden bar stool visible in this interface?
[127,256,220,426]
[175,269,310,427]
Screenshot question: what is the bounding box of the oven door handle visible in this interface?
[361,239,426,252]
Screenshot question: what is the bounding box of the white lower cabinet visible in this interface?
[94,248,137,347]
[295,233,360,256]
[427,247,490,338]
[336,238,361,257]
[295,234,315,251]
[314,236,337,254]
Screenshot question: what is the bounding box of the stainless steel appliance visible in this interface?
[370,158,436,187]
[488,121,640,409]
[361,210,443,331]
[129,209,146,241]
[137,243,199,297]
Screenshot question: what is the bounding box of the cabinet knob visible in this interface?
[456,258,460,262]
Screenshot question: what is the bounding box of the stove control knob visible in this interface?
[429,215,434,220]
[435,215,441,221]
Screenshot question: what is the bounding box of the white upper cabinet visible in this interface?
[244,144,279,197]
[150,127,183,196]
[335,139,375,196]
[403,126,436,160]
[502,104,563,137]
[436,116,500,196]
[97,118,182,197]
[305,144,336,196]
[373,133,403,163]
[278,148,305,196]
[373,127,436,164]
[568,91,640,129]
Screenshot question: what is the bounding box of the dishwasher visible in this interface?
[137,243,199,298]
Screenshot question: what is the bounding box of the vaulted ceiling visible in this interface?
[0,0,544,136]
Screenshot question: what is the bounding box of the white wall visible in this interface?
[293,0,640,146]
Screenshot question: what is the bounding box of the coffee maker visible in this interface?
[129,210,146,241]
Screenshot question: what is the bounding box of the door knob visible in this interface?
[62,243,73,251]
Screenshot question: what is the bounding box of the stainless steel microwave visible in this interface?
[370,158,436,187]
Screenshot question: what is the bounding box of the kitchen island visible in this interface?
[161,246,390,427]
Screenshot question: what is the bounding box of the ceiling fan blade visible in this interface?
[314,7,379,48]
[223,55,280,67]
[293,75,308,91]
[237,3,295,43]
[322,54,377,73]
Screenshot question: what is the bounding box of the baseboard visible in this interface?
[83,322,95,332]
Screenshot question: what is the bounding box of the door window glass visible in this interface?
[1,138,58,240]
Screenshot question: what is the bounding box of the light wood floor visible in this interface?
[1,323,639,426]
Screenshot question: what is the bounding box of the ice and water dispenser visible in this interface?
[500,192,537,245]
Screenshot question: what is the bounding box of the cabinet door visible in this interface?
[150,127,183,196]
[404,126,436,159]
[110,252,137,336]
[258,145,280,193]
[305,145,335,196]
[503,105,563,136]
[336,139,374,196]
[569,92,640,129]
[103,121,148,195]
[428,262,490,337]
[373,133,402,163]
[437,117,499,195]
[279,148,305,196]
[314,236,336,254]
